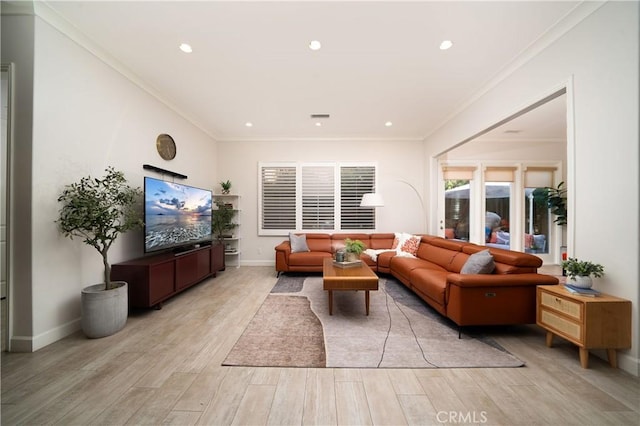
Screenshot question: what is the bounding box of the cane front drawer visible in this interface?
[540,291,582,321]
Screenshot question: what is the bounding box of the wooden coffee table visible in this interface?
[322,257,379,315]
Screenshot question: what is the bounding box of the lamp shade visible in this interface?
[360,192,385,207]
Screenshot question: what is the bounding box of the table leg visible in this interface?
[606,348,618,368]
[365,290,370,316]
[328,290,333,316]
[545,331,554,347]
[579,347,589,368]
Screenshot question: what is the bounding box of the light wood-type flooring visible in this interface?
[2,266,639,425]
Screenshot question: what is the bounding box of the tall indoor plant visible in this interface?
[57,167,143,338]
[533,181,567,226]
[212,199,238,241]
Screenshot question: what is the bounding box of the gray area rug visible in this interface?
[223,276,524,368]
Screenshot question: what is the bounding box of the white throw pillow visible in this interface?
[461,249,495,274]
[289,233,310,253]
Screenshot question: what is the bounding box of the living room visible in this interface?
[1,1,639,423]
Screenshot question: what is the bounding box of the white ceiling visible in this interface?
[41,1,581,141]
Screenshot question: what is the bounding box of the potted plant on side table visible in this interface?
[562,257,605,289]
[57,167,143,338]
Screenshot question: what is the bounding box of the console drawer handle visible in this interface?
[485,292,496,298]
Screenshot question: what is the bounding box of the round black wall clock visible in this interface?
[156,134,176,160]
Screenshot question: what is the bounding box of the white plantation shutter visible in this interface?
[302,165,335,229]
[260,165,296,231]
[259,162,377,234]
[341,166,375,230]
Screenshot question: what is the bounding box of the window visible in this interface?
[260,165,296,231]
[341,166,376,229]
[442,166,476,241]
[259,162,376,235]
[302,165,334,230]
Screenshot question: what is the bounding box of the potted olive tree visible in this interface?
[57,167,143,338]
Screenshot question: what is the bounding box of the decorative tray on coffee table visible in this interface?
[332,260,363,268]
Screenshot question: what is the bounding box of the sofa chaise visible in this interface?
[275,233,559,327]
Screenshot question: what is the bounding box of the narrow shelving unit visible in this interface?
[213,193,241,268]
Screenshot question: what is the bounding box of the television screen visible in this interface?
[144,177,212,253]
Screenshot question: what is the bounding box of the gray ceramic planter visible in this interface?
[81,281,128,338]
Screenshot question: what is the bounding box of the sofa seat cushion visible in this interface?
[376,251,397,272]
[409,268,448,306]
[390,256,445,283]
[289,251,333,266]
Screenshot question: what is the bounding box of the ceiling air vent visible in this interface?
[310,114,330,119]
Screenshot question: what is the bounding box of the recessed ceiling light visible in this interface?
[179,43,193,53]
[315,122,322,127]
[245,122,253,127]
[309,40,322,51]
[385,121,393,127]
[439,40,453,50]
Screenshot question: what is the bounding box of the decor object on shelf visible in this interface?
[561,257,604,289]
[220,179,232,194]
[533,181,567,226]
[344,238,366,261]
[212,200,238,241]
[56,167,143,338]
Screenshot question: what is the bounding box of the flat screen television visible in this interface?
[144,177,212,253]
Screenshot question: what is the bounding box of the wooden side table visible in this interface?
[536,285,631,368]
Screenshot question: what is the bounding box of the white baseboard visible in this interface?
[10,318,80,352]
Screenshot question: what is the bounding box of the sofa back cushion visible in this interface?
[369,233,396,249]
[462,244,542,268]
[416,242,461,270]
[304,233,333,253]
[330,233,371,252]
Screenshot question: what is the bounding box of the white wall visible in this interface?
[441,140,565,163]
[8,16,219,350]
[424,2,639,375]
[216,138,425,265]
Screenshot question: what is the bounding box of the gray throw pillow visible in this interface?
[461,249,495,274]
[290,233,310,253]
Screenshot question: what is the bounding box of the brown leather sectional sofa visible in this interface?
[275,233,559,327]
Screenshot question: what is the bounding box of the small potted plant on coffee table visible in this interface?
[344,238,366,262]
[562,257,604,289]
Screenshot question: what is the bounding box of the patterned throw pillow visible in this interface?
[289,233,310,253]
[400,235,420,256]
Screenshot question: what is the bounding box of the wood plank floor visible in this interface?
[2,266,639,425]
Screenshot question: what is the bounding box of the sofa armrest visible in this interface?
[446,273,559,288]
[275,241,292,272]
